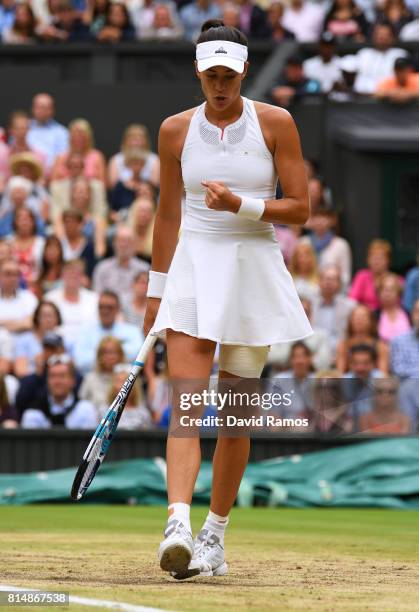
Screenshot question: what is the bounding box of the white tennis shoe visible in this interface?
[158,518,194,575]
[172,527,228,580]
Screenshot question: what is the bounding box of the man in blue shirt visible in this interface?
[392,299,419,430]
[27,93,69,170]
[73,290,143,374]
[180,0,221,42]
[0,0,15,37]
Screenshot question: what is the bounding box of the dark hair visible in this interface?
[12,207,36,236]
[395,57,413,71]
[33,300,62,329]
[290,341,312,357]
[105,1,131,29]
[373,19,396,37]
[197,19,248,47]
[286,54,304,67]
[349,343,377,362]
[39,236,64,284]
[100,289,120,306]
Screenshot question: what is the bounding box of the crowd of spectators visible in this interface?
[0,91,418,436]
[0,0,419,46]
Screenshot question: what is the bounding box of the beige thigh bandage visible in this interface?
[218,344,270,378]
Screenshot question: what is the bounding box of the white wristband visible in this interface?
[237,197,265,221]
[147,271,167,298]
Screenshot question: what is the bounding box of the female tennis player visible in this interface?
[143,19,312,579]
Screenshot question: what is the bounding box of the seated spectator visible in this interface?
[267,297,332,372]
[34,235,64,297]
[0,177,45,239]
[323,0,369,42]
[50,152,108,223]
[73,289,143,374]
[303,32,342,93]
[354,22,407,94]
[139,2,184,39]
[390,297,419,379]
[403,251,419,313]
[376,0,413,37]
[270,341,315,418]
[282,0,325,42]
[300,372,353,434]
[231,0,270,39]
[360,376,411,434]
[222,3,240,29]
[0,0,16,39]
[13,300,62,378]
[122,269,148,328]
[59,209,96,278]
[336,304,389,374]
[289,241,319,301]
[84,0,110,36]
[266,1,295,42]
[99,364,152,429]
[21,355,97,429]
[270,55,321,108]
[8,152,49,220]
[27,93,69,171]
[0,374,18,428]
[311,264,356,353]
[375,56,419,103]
[349,239,392,311]
[7,207,45,287]
[45,258,98,341]
[54,178,106,258]
[108,124,159,190]
[37,0,92,41]
[129,0,155,39]
[2,111,47,177]
[343,344,384,428]
[329,54,359,101]
[50,119,106,184]
[96,1,135,41]
[377,273,410,342]
[0,258,38,334]
[308,175,331,213]
[301,208,352,290]
[15,331,69,418]
[0,327,13,375]
[179,0,221,42]
[109,148,150,221]
[92,224,150,300]
[128,197,155,263]
[79,336,125,414]
[2,2,38,43]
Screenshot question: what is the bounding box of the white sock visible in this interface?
[203,510,229,545]
[168,502,191,533]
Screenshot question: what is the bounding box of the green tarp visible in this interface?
[1,438,419,508]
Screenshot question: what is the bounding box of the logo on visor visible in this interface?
[215,47,228,54]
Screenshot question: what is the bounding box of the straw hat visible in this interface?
[10,152,43,181]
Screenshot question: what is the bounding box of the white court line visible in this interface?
[0,585,170,612]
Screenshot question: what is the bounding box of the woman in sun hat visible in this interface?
[143,18,312,579]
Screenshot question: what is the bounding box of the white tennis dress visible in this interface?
[152,96,312,346]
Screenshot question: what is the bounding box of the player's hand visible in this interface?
[202,181,241,213]
[143,297,160,337]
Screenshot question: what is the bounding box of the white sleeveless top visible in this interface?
[152,96,313,346]
[181,96,277,234]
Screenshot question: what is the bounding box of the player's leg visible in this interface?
[158,329,216,575]
[179,345,269,578]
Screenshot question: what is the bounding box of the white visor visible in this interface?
[196,40,248,74]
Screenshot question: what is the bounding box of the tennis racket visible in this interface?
[71,332,158,501]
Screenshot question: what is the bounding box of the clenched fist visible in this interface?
[201,181,241,213]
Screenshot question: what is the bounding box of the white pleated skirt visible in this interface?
[152,228,313,346]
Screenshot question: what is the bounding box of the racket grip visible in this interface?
[133,332,158,367]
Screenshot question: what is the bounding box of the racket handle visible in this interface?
[132,332,158,370]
